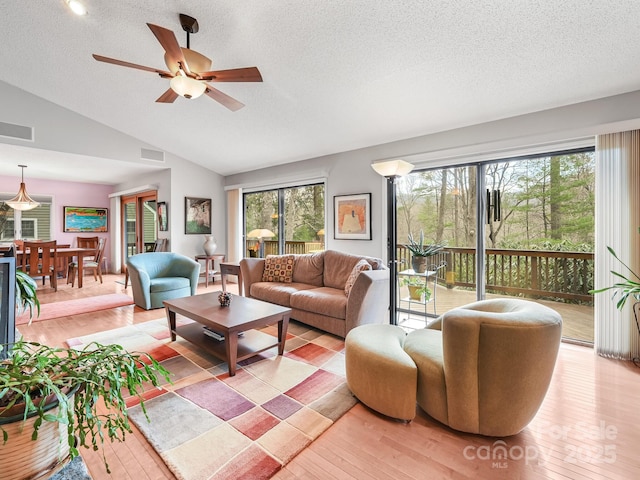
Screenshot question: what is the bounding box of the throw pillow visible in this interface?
[344,259,372,297]
[262,255,295,283]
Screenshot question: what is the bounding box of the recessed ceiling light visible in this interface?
[66,0,87,16]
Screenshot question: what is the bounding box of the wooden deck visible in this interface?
[398,284,594,343]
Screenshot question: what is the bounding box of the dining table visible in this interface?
[17,247,98,288]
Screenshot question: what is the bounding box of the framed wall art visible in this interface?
[334,193,371,240]
[157,202,168,231]
[185,197,211,234]
[63,206,108,233]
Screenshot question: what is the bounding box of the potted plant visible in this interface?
[0,338,171,478]
[406,230,445,273]
[15,269,40,323]
[590,246,640,338]
[400,275,432,302]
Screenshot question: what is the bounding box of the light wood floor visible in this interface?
[19,275,640,480]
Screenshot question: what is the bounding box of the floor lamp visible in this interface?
[371,159,415,325]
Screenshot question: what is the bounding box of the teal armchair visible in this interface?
[126,252,200,310]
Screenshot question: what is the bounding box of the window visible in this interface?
[243,183,325,257]
[0,198,52,240]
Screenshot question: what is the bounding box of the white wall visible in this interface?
[0,81,227,269]
[0,80,162,164]
[225,89,640,262]
[113,154,226,261]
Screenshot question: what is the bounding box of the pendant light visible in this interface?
[6,165,40,211]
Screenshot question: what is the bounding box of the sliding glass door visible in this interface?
[121,192,158,270]
[397,149,595,342]
[396,166,478,327]
[482,152,595,342]
[244,184,325,257]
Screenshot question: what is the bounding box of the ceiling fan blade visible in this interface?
[92,54,173,77]
[156,88,178,103]
[199,67,263,82]
[147,23,192,76]
[204,85,245,111]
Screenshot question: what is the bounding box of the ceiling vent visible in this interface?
[0,121,33,141]
[140,148,165,162]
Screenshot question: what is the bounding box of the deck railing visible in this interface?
[397,245,594,304]
[246,240,324,257]
[245,241,594,305]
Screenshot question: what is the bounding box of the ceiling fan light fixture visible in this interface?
[7,165,40,211]
[66,0,88,16]
[170,75,206,99]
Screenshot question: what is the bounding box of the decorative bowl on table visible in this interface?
[218,291,232,307]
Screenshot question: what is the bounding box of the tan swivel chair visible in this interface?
[403,298,562,436]
[20,240,58,291]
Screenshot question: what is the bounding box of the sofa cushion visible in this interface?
[290,287,348,319]
[292,252,325,286]
[344,259,372,297]
[262,255,295,283]
[149,277,191,293]
[323,250,381,290]
[250,282,316,307]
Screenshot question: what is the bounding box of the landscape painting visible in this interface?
[185,197,211,234]
[63,207,108,232]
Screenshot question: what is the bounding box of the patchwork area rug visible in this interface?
[67,318,356,480]
[17,293,134,325]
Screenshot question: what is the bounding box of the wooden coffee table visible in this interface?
[163,292,291,376]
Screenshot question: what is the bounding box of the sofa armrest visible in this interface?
[345,269,390,334]
[240,258,266,298]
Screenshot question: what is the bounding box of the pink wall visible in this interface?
[0,174,114,248]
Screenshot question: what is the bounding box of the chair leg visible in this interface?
[125,268,129,288]
[67,265,76,287]
[97,266,103,284]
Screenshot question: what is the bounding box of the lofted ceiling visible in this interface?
[1,1,640,183]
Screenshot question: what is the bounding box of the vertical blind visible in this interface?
[594,130,640,359]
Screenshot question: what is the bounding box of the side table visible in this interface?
[220,262,243,296]
[194,254,225,287]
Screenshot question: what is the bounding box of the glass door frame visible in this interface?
[120,191,157,272]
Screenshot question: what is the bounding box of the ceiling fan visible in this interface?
[93,13,262,111]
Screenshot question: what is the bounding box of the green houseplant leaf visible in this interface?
[15,270,40,322]
[590,246,640,310]
[0,340,171,473]
[406,230,445,257]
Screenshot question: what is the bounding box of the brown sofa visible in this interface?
[239,250,389,337]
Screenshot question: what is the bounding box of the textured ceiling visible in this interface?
[1,1,640,181]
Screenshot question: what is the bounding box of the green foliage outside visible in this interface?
[244,185,325,250]
[396,151,596,304]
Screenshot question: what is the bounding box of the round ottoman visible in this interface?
[345,324,417,421]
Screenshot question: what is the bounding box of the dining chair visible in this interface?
[77,236,99,250]
[67,237,107,287]
[20,240,58,291]
[124,238,167,288]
